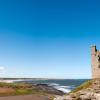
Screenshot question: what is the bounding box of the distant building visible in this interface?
[91,45,100,78]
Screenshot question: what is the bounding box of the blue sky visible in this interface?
[0,0,100,78]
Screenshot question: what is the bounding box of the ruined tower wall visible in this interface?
[91,45,100,79]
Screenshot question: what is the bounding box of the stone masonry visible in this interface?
[91,45,100,79]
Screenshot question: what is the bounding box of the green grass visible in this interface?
[0,82,33,96]
[0,82,32,88]
[0,82,56,98]
[71,80,93,93]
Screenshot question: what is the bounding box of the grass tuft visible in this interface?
[70,80,93,93]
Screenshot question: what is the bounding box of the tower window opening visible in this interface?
[98,65,100,68]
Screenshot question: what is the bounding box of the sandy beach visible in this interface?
[0,95,49,100]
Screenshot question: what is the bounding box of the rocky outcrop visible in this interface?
[54,79,100,100]
[32,84,64,95]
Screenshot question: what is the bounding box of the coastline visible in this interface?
[0,79,87,93]
[0,79,90,100]
[54,79,100,100]
[0,82,64,100]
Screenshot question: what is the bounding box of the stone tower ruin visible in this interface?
[91,45,100,79]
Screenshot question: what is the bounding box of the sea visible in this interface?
[18,79,89,93]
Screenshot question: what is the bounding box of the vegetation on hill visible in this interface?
[0,82,33,96]
[70,79,93,93]
[0,82,60,100]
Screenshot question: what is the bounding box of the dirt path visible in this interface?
[0,95,49,100]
